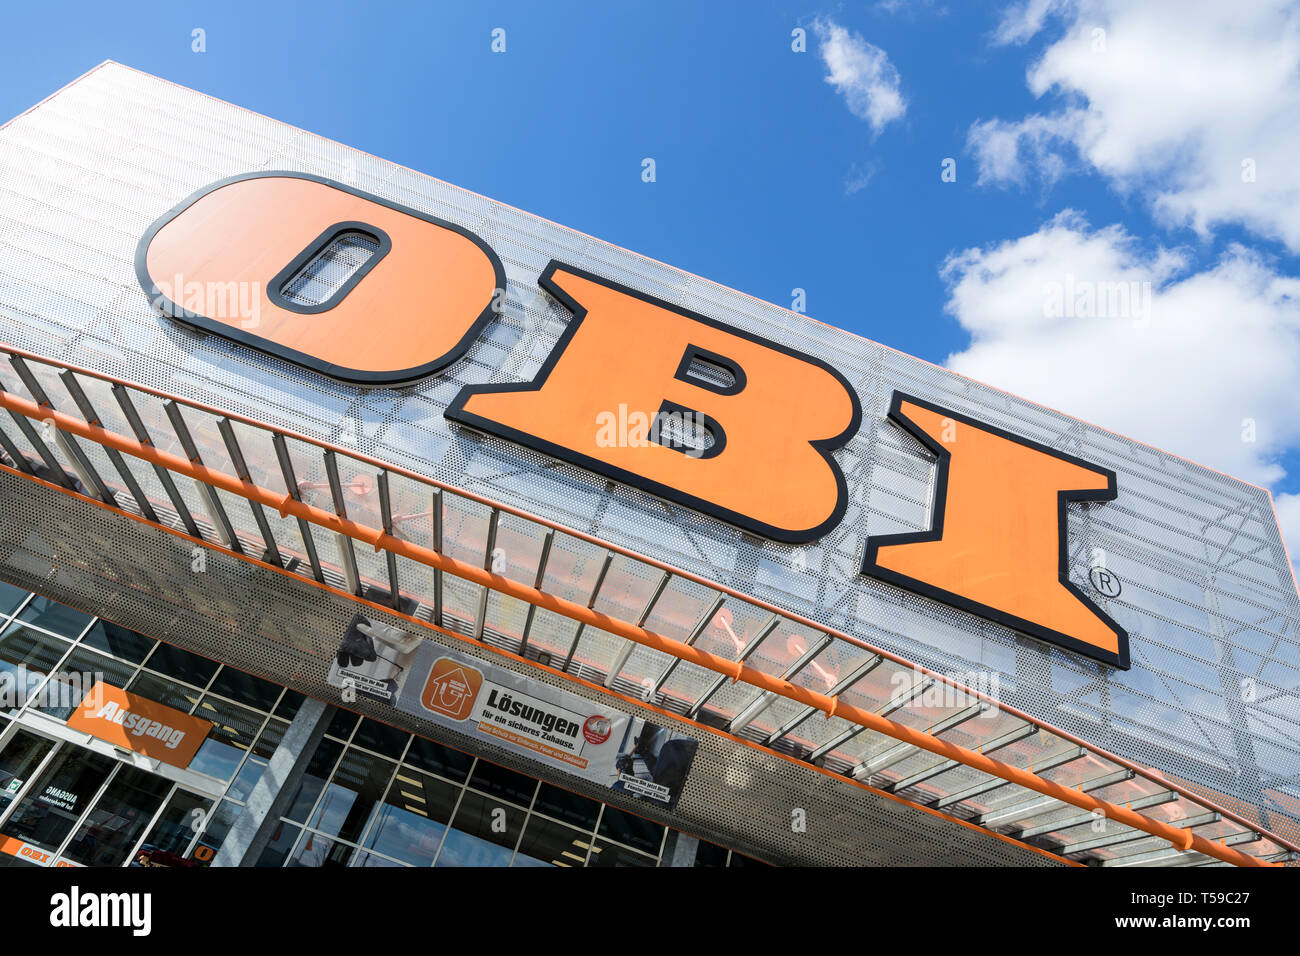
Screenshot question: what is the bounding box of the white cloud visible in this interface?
[844,161,880,195]
[968,0,1300,252]
[992,0,1071,45]
[941,211,1300,488]
[1273,493,1300,571]
[968,110,1090,186]
[875,0,949,17]
[813,18,907,133]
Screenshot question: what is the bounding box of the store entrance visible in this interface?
[0,725,215,867]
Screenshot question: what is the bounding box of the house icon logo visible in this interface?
[420,658,483,721]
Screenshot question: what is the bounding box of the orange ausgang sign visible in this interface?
[67,682,213,768]
[136,174,1130,669]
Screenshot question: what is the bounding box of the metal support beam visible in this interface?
[165,400,241,553]
[933,746,1086,810]
[113,385,201,536]
[645,594,724,702]
[218,417,281,566]
[605,571,670,688]
[859,702,987,778]
[813,675,935,765]
[212,698,334,867]
[323,450,360,595]
[1058,810,1220,856]
[62,371,158,522]
[272,432,323,582]
[0,422,34,475]
[431,489,444,626]
[560,550,615,672]
[887,723,1036,794]
[375,470,401,608]
[976,768,1134,827]
[1014,790,1178,840]
[516,527,552,654]
[729,634,833,734]
[688,613,781,719]
[1100,830,1261,867]
[473,508,500,642]
[764,654,885,746]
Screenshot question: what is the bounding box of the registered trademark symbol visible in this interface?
[1089,566,1122,598]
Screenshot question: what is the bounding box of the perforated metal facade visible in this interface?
[0,62,1298,862]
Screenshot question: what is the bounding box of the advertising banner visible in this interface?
[328,606,698,810]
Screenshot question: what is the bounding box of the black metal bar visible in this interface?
[646,593,725,701]
[517,527,552,654]
[217,418,281,567]
[687,612,780,719]
[112,385,202,537]
[604,571,671,689]
[376,471,400,608]
[272,432,323,582]
[164,401,241,553]
[61,371,158,521]
[559,550,615,673]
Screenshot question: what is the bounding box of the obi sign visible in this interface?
[137,173,1129,669]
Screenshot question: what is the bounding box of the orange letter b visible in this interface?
[446,262,861,543]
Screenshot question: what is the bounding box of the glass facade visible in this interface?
[0,588,750,868]
[269,715,667,868]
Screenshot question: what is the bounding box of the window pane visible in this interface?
[31,648,135,721]
[288,829,354,868]
[132,789,212,866]
[350,718,409,759]
[308,748,394,843]
[587,840,656,867]
[273,689,305,721]
[532,784,601,830]
[16,596,91,638]
[403,736,472,783]
[0,747,115,853]
[0,623,71,713]
[513,816,590,868]
[226,719,285,803]
[61,765,171,866]
[0,582,28,619]
[469,761,538,807]
[693,839,730,867]
[354,850,407,867]
[253,822,300,868]
[0,730,55,817]
[284,737,343,823]
[207,667,282,712]
[597,805,664,856]
[144,643,218,688]
[361,768,458,867]
[435,791,524,867]
[79,621,154,664]
[187,696,264,781]
[126,671,201,714]
[325,709,358,741]
[191,799,244,866]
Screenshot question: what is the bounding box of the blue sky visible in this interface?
[3,1,1300,523]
